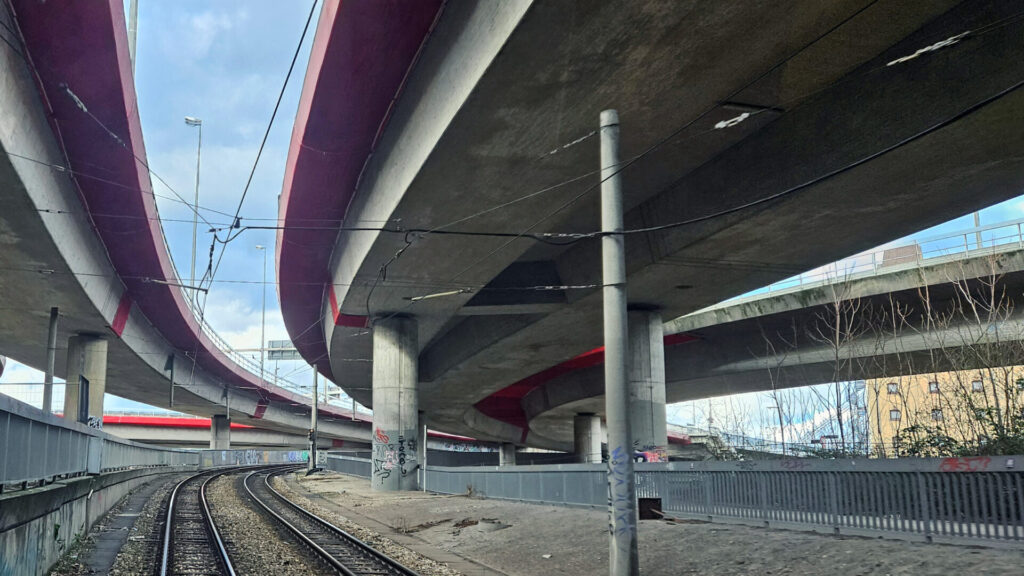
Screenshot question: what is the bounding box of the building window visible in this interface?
[932,409,944,421]
[887,383,899,394]
[889,409,901,421]
[972,380,984,393]
[928,381,939,394]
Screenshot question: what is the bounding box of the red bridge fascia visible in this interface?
[102,415,480,443]
[103,415,254,430]
[474,333,699,442]
[9,0,347,418]
[277,0,443,383]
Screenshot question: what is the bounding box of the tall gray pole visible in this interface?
[127,0,139,74]
[42,307,59,413]
[309,369,319,471]
[974,211,982,249]
[600,109,638,576]
[185,118,202,299]
[257,246,267,382]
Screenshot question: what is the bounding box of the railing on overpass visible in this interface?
[1,394,197,488]
[0,394,311,490]
[324,454,1024,545]
[715,216,1024,308]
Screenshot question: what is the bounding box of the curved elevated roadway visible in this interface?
[279,0,1024,450]
[0,0,364,441]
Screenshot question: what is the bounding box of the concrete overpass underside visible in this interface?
[280,0,1024,451]
[528,248,1024,442]
[0,0,367,444]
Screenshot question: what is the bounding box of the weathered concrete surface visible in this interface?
[628,310,666,455]
[210,414,230,450]
[0,468,186,576]
[310,0,1024,448]
[371,316,420,491]
[63,335,108,423]
[572,413,602,463]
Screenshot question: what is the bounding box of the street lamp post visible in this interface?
[184,116,202,302]
[255,245,267,384]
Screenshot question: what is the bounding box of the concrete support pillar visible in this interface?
[573,413,602,463]
[63,335,107,424]
[210,414,230,449]
[499,442,517,466]
[628,310,667,460]
[371,316,419,491]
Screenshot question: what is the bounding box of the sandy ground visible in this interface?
[286,470,1024,576]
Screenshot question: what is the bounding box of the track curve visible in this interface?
[243,467,420,576]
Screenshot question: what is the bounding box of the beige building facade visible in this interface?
[866,366,1024,456]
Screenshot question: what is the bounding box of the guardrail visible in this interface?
[1,394,198,489]
[325,454,372,478]
[0,395,314,490]
[325,454,1024,545]
[716,217,1024,307]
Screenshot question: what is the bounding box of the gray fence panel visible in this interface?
[278,451,1024,546]
[325,454,371,478]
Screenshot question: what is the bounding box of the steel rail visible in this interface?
[243,467,419,576]
[159,468,238,576]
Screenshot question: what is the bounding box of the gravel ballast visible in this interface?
[105,473,192,576]
[204,471,325,575]
[271,471,463,576]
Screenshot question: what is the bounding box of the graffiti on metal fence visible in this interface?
[780,459,810,470]
[939,456,990,472]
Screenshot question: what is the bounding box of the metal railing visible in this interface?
[324,454,372,478]
[636,457,1024,544]
[324,454,1024,545]
[0,395,318,489]
[1,394,198,487]
[714,217,1024,308]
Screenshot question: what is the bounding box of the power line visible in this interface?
[204,0,318,291]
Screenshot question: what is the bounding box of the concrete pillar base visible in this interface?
[628,310,667,461]
[63,335,108,426]
[371,316,419,491]
[499,442,517,466]
[573,413,602,463]
[211,414,230,449]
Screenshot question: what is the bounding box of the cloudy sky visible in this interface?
[3,1,1024,434]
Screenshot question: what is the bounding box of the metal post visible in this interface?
[974,211,982,250]
[42,307,58,414]
[257,245,267,382]
[185,117,202,301]
[309,368,318,471]
[421,421,428,492]
[127,0,139,74]
[600,109,638,576]
[165,353,175,407]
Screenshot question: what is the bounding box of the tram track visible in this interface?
[158,467,238,576]
[243,467,421,576]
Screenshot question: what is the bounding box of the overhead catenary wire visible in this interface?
[203,0,319,292]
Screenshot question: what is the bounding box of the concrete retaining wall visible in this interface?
[0,467,190,576]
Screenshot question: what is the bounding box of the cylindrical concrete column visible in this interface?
[573,413,602,463]
[63,335,108,424]
[211,414,230,449]
[628,310,667,460]
[371,316,419,491]
[499,442,517,466]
